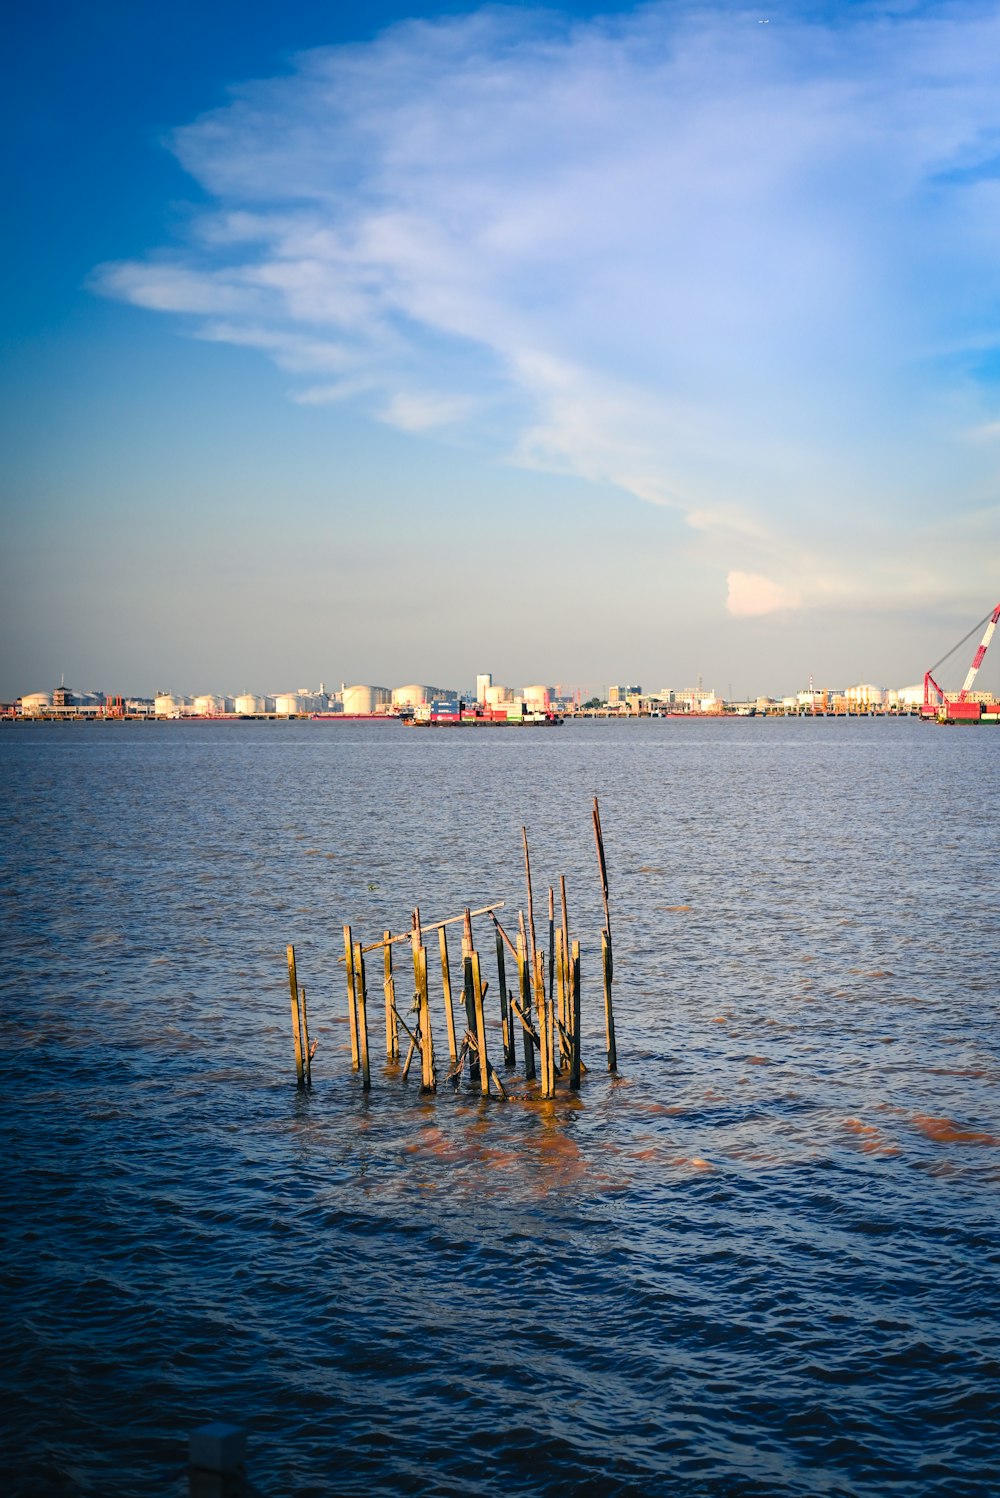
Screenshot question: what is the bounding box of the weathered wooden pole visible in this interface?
[461,921,480,1087]
[522,826,538,971]
[593,796,618,1072]
[298,985,312,1088]
[286,944,304,1086]
[516,924,536,1080]
[602,929,617,1073]
[469,949,490,1097]
[555,927,568,1071]
[560,874,571,1048]
[547,885,556,1014]
[383,928,398,1060]
[414,942,435,1092]
[343,924,360,1070]
[533,949,552,1097]
[352,941,371,1091]
[570,939,582,1090]
[439,925,458,1063]
[495,922,514,1067]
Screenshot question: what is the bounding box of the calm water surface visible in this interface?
[1,718,998,1496]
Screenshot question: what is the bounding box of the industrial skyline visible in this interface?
[4,2,1000,701]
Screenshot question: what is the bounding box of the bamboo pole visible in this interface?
[516,929,536,1080]
[592,797,611,937]
[560,874,571,1049]
[533,949,552,1098]
[461,909,480,1085]
[384,930,398,1062]
[470,949,490,1097]
[570,939,582,1090]
[343,925,360,1070]
[522,826,537,971]
[287,944,304,1086]
[353,941,371,1091]
[401,1031,418,1082]
[555,927,568,1071]
[602,928,617,1074]
[496,923,514,1067]
[547,885,555,1016]
[462,951,479,1086]
[338,903,505,960]
[439,925,458,1063]
[508,991,541,1051]
[492,912,518,960]
[593,797,618,1073]
[414,943,435,1092]
[298,985,312,1088]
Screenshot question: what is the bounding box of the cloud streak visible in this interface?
[94,2,1000,615]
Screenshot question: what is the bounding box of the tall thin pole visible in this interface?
[287,944,304,1086]
[439,925,458,1063]
[593,797,617,1072]
[343,925,359,1070]
[353,941,371,1090]
[384,930,398,1061]
[522,826,537,972]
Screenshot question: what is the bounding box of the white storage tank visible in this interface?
[155,694,186,717]
[234,693,265,715]
[193,694,226,716]
[343,684,391,715]
[485,684,512,707]
[476,673,493,704]
[273,693,303,716]
[391,684,437,709]
[522,684,553,708]
[19,692,52,714]
[846,683,884,708]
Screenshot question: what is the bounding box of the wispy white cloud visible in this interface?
[93,1,1000,614]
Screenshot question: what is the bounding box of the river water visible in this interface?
[1,717,997,1496]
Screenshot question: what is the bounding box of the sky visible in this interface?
[3,0,999,701]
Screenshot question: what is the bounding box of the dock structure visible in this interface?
[286,800,617,1100]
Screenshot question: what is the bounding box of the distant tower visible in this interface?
[476,672,492,705]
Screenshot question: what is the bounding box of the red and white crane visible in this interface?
[924,601,1000,714]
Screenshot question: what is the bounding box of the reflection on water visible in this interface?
[1,718,998,1496]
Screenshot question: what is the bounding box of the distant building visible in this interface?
[607,684,641,707]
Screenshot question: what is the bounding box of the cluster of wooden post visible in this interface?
[287,797,617,1098]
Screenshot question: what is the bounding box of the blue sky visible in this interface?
[3,0,999,700]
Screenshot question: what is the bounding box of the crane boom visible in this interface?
[958,602,1000,700]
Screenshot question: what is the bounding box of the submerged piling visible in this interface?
[343,924,360,1071]
[570,939,582,1090]
[352,940,371,1091]
[593,796,617,1072]
[286,944,304,1086]
[299,986,312,1088]
[384,931,398,1062]
[413,940,435,1092]
[439,925,458,1063]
